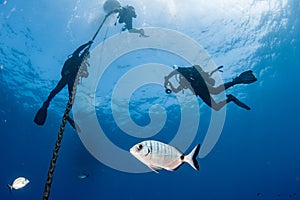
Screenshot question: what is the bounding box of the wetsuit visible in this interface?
[45,42,90,103]
[118,6,136,31]
[176,66,213,107]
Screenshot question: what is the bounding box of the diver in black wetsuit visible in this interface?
[114,5,148,37]
[34,40,93,130]
[164,65,257,111]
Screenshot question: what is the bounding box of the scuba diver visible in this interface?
[34,40,93,130]
[114,5,148,37]
[103,0,148,36]
[164,65,257,111]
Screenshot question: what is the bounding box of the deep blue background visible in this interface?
[1,0,299,199]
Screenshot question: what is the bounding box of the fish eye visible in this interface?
[137,144,143,151]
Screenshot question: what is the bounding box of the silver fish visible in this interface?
[78,172,89,179]
[7,177,30,191]
[130,140,200,173]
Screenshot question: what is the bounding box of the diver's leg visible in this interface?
[67,116,81,132]
[199,93,225,111]
[44,78,67,107]
[201,92,242,111]
[126,19,147,37]
[66,80,82,131]
[202,91,250,110]
[224,81,236,90]
[226,94,250,110]
[209,98,227,111]
[34,78,67,125]
[208,81,235,95]
[210,96,247,111]
[210,71,257,95]
[128,28,145,36]
[67,79,75,97]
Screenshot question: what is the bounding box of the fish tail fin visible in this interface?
[7,184,13,192]
[184,144,200,171]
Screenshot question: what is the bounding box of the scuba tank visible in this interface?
[164,65,224,94]
[193,65,224,86]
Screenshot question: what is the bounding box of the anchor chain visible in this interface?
[43,52,89,200]
[42,10,115,199]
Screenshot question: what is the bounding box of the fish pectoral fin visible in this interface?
[148,165,160,173]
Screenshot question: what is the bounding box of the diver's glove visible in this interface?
[88,40,94,45]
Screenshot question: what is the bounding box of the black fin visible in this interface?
[34,105,48,125]
[233,70,257,84]
[227,94,251,110]
[192,144,200,171]
[185,144,201,171]
[239,70,257,84]
[7,184,12,192]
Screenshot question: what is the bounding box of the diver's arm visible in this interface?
[165,70,186,93]
[164,70,179,83]
[73,41,93,56]
[164,70,182,93]
[171,85,183,93]
[165,80,182,93]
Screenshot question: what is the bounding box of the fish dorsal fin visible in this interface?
[148,165,161,173]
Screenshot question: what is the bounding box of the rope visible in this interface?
[42,52,87,199]
[92,10,116,41]
[42,10,116,199]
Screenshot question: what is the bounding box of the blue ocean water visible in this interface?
[1,0,299,200]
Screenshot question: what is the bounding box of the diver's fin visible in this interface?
[227,94,251,110]
[184,144,200,171]
[233,70,257,84]
[34,104,48,125]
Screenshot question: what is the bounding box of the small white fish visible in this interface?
[78,172,89,179]
[7,177,30,191]
[130,140,200,173]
